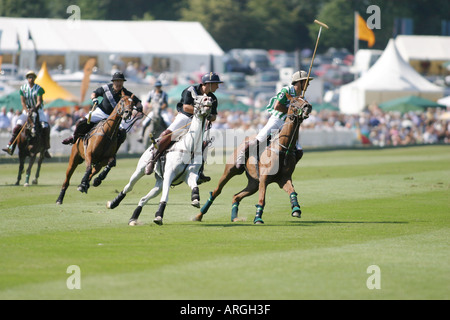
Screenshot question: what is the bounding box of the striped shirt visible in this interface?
[266,85,298,119]
[20,83,45,109]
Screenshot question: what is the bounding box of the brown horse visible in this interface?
[194,95,311,224]
[15,110,47,186]
[56,94,136,204]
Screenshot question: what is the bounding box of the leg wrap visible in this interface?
[155,201,167,218]
[191,187,200,202]
[231,202,240,221]
[130,205,142,221]
[290,192,300,210]
[200,192,215,215]
[254,204,264,224]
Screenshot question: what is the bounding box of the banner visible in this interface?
[80,58,96,104]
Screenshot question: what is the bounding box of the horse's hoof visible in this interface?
[191,199,200,208]
[128,219,138,226]
[77,184,89,193]
[93,178,102,187]
[106,201,112,209]
[56,201,62,205]
[153,216,163,225]
[192,213,203,222]
[291,210,302,218]
[24,183,29,187]
[253,217,264,224]
[32,179,38,185]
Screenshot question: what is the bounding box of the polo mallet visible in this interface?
[10,123,27,149]
[302,19,329,98]
[87,100,99,124]
[284,19,328,166]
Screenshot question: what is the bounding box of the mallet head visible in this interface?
[314,19,329,29]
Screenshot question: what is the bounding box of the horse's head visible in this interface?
[285,94,312,120]
[27,109,41,137]
[193,94,212,118]
[117,93,135,121]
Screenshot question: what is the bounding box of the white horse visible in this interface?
[106,94,212,226]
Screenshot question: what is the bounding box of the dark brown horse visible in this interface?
[194,94,311,224]
[56,94,136,204]
[15,110,47,186]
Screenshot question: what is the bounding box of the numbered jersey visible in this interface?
[265,85,298,120]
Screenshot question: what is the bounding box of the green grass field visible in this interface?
[0,145,448,300]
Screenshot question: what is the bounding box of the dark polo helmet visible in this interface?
[111,72,127,82]
[201,72,224,84]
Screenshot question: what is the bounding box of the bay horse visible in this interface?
[194,94,312,224]
[56,93,136,205]
[106,95,212,226]
[15,110,46,186]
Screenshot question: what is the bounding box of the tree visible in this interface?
[309,0,354,51]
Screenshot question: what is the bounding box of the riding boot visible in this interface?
[2,124,22,155]
[42,126,52,159]
[197,160,211,185]
[235,138,260,169]
[62,118,92,145]
[145,129,172,175]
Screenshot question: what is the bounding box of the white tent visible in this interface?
[395,35,450,62]
[0,17,224,74]
[437,96,450,108]
[339,39,444,114]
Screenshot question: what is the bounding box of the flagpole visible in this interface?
[354,11,359,80]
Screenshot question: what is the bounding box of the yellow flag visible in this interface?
[357,13,375,47]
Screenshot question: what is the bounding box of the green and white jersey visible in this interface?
[20,83,45,109]
[265,85,298,120]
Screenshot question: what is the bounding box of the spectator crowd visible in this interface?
[1,102,449,148]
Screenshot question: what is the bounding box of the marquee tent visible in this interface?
[339,39,444,114]
[36,62,79,103]
[0,17,224,74]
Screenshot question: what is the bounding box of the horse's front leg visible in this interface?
[56,148,82,205]
[187,168,200,208]
[78,163,93,194]
[129,178,163,226]
[93,157,116,187]
[152,170,176,225]
[24,154,37,187]
[280,178,301,218]
[32,153,45,185]
[15,154,25,186]
[107,148,151,209]
[194,163,242,222]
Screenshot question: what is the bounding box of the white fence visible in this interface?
[0,127,358,158]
